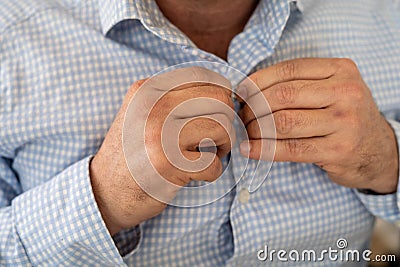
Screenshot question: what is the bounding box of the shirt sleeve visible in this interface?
[354,118,400,223]
[0,156,141,266]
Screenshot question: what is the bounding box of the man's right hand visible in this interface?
[89,67,235,235]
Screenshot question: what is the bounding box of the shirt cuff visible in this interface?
[354,119,400,223]
[11,156,140,266]
[113,225,142,258]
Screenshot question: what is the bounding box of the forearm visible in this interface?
[355,118,400,222]
[360,117,399,194]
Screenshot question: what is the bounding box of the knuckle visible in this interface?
[213,88,234,108]
[284,139,316,155]
[284,139,300,154]
[276,60,296,80]
[275,111,293,135]
[333,80,364,101]
[336,58,359,74]
[188,66,211,81]
[275,82,297,104]
[345,81,364,100]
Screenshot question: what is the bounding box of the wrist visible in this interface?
[366,170,398,194]
[89,156,124,235]
[365,121,399,194]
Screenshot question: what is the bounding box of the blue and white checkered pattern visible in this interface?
[1,0,400,266]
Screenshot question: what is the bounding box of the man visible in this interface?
[0,0,399,266]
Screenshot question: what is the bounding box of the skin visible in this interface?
[155,0,260,59]
[91,69,234,235]
[90,1,399,235]
[238,58,399,194]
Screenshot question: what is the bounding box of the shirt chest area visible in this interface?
[1,2,396,263]
[2,1,400,192]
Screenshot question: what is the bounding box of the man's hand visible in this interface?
[90,67,234,235]
[239,58,399,194]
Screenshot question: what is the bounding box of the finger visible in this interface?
[118,79,148,120]
[239,58,340,100]
[240,80,336,125]
[162,150,223,185]
[167,86,235,120]
[247,109,335,139]
[182,151,223,182]
[241,137,327,163]
[148,138,225,186]
[179,115,234,157]
[146,66,232,94]
[173,82,233,100]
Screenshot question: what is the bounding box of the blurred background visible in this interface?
[368,219,400,267]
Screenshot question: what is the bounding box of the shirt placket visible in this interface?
[227,0,297,260]
[229,0,292,198]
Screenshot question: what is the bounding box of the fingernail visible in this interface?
[236,84,248,100]
[240,141,251,155]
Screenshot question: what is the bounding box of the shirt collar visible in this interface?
[98,0,195,46]
[98,0,303,45]
[98,0,137,36]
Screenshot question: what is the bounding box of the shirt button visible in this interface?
[238,188,250,204]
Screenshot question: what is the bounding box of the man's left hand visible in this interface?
[239,58,398,194]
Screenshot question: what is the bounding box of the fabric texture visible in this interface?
[0,0,400,266]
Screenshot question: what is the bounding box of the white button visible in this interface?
[238,188,250,204]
